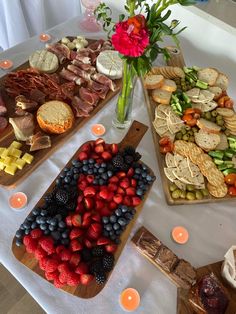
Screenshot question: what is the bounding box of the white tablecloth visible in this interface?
[0,5,236,314]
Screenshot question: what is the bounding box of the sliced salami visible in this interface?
[0,116,8,132]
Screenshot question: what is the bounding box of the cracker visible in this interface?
[207,182,228,198]
[206,168,224,186]
[216,108,234,118]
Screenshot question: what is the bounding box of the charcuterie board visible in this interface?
[0,38,122,189]
[12,121,156,298]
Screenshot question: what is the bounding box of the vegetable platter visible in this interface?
[143,65,236,204]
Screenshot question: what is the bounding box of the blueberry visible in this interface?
[82,165,89,172]
[115,208,122,217]
[87,169,94,175]
[58,221,66,228]
[109,215,117,223]
[73,174,79,180]
[107,170,113,178]
[40,223,48,230]
[36,216,42,224]
[133,174,140,180]
[49,225,56,231]
[15,230,23,238]
[101,173,108,180]
[31,222,38,229]
[83,160,89,165]
[113,223,120,230]
[15,238,23,246]
[62,231,69,238]
[20,224,25,230]
[103,230,109,237]
[102,216,109,224]
[115,229,122,235]
[51,231,61,240]
[27,215,35,222]
[118,218,127,227]
[95,163,100,169]
[32,208,40,216]
[89,158,95,164]
[110,235,116,241]
[72,159,77,166]
[121,205,128,213]
[24,229,30,235]
[146,175,152,182]
[141,172,147,178]
[99,179,105,185]
[73,167,80,174]
[64,177,71,183]
[136,189,143,196]
[40,209,48,216]
[93,179,99,185]
[114,238,121,244]
[71,180,77,186]
[61,238,69,246]
[105,224,112,231]
[125,213,133,220]
[44,229,50,235]
[75,162,82,168]
[135,168,141,174]
[93,169,98,174]
[23,221,31,229]
[56,179,61,185]
[64,167,69,172]
[55,214,62,221]
[101,162,106,168]
[98,168,105,174]
[109,230,115,237]
[50,218,58,226]
[40,217,47,224]
[60,172,66,178]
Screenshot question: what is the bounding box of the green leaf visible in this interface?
[119,14,125,22]
[178,0,196,5]
[171,34,180,47]
[159,22,172,35]
[156,10,172,22]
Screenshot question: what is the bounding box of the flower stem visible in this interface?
[128,0,135,17]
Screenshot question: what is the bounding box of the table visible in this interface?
[0,5,236,314]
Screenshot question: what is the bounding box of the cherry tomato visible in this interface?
[184,108,195,115]
[193,108,202,114]
[224,99,234,109]
[159,136,170,146]
[160,145,172,154]
[182,114,193,122]
[218,96,230,107]
[186,118,197,127]
[228,186,236,196]
[224,173,236,185]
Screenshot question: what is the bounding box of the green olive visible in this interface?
[185,125,191,131]
[172,189,182,199]
[189,136,195,142]
[183,134,190,141]
[186,184,195,191]
[192,127,198,133]
[211,110,217,117]
[205,112,211,120]
[169,183,178,192]
[201,189,209,196]
[216,119,224,126]
[175,132,183,140]
[186,192,196,200]
[180,190,186,199]
[210,117,216,123]
[195,190,203,200]
[181,127,187,134]
[188,130,194,136]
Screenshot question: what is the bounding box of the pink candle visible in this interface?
[120,288,140,312]
[0,59,13,70]
[9,192,28,210]
[39,33,51,42]
[172,226,189,244]
[91,124,106,136]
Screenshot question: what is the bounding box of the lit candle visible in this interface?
[120,288,140,312]
[171,226,189,244]
[9,192,28,210]
[91,124,106,136]
[0,59,13,70]
[39,33,51,42]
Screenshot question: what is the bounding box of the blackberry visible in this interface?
[124,146,135,156]
[69,189,78,200]
[102,254,114,271]
[124,155,134,165]
[112,154,124,168]
[55,189,69,205]
[46,204,58,216]
[66,200,76,212]
[44,192,55,204]
[121,164,130,172]
[81,248,92,262]
[95,271,106,285]
[90,259,104,274]
[92,246,105,257]
[134,152,142,161]
[56,207,68,218]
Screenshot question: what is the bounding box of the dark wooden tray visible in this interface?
[0,38,121,189]
[12,121,156,298]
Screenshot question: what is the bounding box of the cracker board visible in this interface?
[0,38,121,189]
[12,121,156,299]
[143,84,236,205]
[177,261,236,314]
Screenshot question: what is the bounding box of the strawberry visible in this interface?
[45,258,60,273]
[90,153,99,160]
[71,214,82,227]
[25,238,38,253]
[70,253,81,267]
[108,201,117,211]
[23,234,32,246]
[127,168,134,177]
[53,277,64,288]
[75,262,89,275]
[120,178,130,189]
[82,217,91,228]
[87,228,100,240]
[35,247,47,260]
[91,213,101,222]
[131,178,137,187]
[95,138,105,145]
[83,212,92,221]
[70,228,84,240]
[101,151,112,160]
[86,175,94,184]
[108,183,118,192]
[80,143,92,153]
[39,257,48,270]
[78,180,88,191]
[60,249,72,261]
[123,195,132,206]
[107,191,114,202]
[75,203,85,214]
[117,187,125,195]
[39,237,55,254]
[65,215,73,226]
[132,196,142,206]
[117,171,126,179]
[80,274,94,285]
[95,144,104,154]
[30,229,43,239]
[105,244,118,253]
[84,186,96,197]
[77,195,84,203]
[56,245,66,255]
[113,194,123,204]
[84,238,93,248]
[109,176,119,183]
[99,206,111,217]
[67,272,80,287]
[110,143,118,155]
[70,239,83,252]
[45,271,59,281]
[84,197,94,210]
[58,262,70,273]
[97,237,110,246]
[91,223,102,233]
[126,187,136,196]
[78,151,88,161]
[95,200,104,210]
[99,189,109,200]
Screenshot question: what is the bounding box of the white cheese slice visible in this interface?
[96,50,123,79]
[29,50,59,74]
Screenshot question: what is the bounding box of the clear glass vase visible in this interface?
[112,60,137,129]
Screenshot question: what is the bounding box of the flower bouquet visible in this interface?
[95,0,195,128]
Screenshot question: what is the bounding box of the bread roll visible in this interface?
[143,75,164,89]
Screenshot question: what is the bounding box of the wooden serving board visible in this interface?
[0,38,121,189]
[177,261,236,314]
[143,85,236,205]
[12,120,156,298]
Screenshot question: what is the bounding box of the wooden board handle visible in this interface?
[165,46,186,68]
[119,120,148,150]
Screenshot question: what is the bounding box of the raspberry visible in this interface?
[45,271,59,281]
[54,277,64,288]
[59,271,68,284]
[66,272,80,287]
[25,238,38,253]
[35,247,47,260]
[56,245,66,255]
[58,262,70,274]
[45,259,60,273]
[23,234,32,246]
[30,229,43,239]
[39,237,55,254]
[60,249,72,262]
[39,257,48,270]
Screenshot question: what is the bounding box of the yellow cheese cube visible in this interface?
[0,159,5,170]
[8,147,15,156]
[4,164,17,175]
[9,141,22,149]
[10,148,22,158]
[22,153,34,164]
[13,158,26,170]
[3,156,13,166]
[1,148,9,159]
[0,147,5,156]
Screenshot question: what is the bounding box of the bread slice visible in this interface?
[143,75,164,89]
[200,101,218,112]
[194,129,221,152]
[160,79,177,92]
[214,72,229,91]
[208,86,222,99]
[196,118,221,134]
[197,68,219,86]
[152,89,172,105]
[29,50,59,73]
[215,133,229,150]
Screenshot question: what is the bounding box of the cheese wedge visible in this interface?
[96,50,123,79]
[29,50,59,73]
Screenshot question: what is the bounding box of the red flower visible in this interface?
[111,15,149,58]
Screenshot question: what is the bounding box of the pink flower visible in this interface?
[111,15,149,58]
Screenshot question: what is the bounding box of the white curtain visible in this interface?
[0,0,82,50]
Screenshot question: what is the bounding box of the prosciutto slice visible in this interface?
[72,60,95,72]
[79,87,100,106]
[26,132,51,151]
[30,89,46,104]
[88,80,109,99]
[92,73,116,92]
[75,53,91,64]
[60,68,84,86]
[0,92,7,116]
[46,43,70,63]
[88,39,104,51]
[71,96,93,117]
[67,64,91,81]
[15,95,39,111]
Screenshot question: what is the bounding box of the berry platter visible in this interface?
[12,121,156,298]
[0,38,121,189]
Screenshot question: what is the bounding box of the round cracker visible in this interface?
[206,169,224,186]
[207,182,228,198]
[216,108,234,117]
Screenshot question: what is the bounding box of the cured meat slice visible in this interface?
[46,43,70,63]
[72,59,95,71]
[26,132,51,151]
[60,68,84,85]
[71,96,93,117]
[67,64,91,81]
[79,87,100,106]
[88,80,109,99]
[30,89,46,104]
[75,54,91,64]
[88,39,104,51]
[92,73,116,91]
[15,95,39,110]
[9,113,35,141]
[0,92,7,116]
[0,116,8,132]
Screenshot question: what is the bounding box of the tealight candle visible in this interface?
[172,226,189,244]
[9,192,28,210]
[0,59,13,70]
[91,124,106,136]
[120,288,140,312]
[39,33,51,42]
